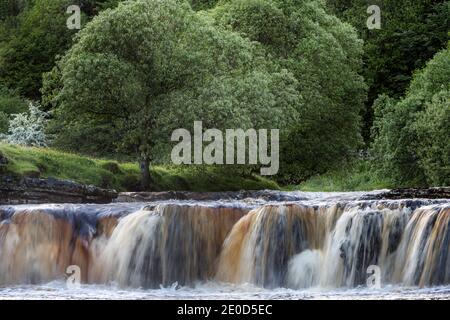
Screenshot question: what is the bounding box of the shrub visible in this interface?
[371,45,450,186]
[2,102,50,147]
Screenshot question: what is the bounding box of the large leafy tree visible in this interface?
[211,0,367,183]
[371,44,450,186]
[44,0,299,189]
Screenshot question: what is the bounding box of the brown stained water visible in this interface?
[0,191,449,300]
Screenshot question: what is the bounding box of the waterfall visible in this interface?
[0,203,248,287]
[90,205,247,287]
[0,199,449,289]
[217,201,450,289]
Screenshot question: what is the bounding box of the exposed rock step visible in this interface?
[0,176,118,204]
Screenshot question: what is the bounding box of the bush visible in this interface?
[371,45,450,187]
[0,86,27,135]
[414,90,450,186]
[2,102,50,147]
[0,86,27,114]
[292,159,392,192]
[0,112,9,134]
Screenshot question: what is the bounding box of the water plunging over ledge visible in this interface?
[0,191,449,299]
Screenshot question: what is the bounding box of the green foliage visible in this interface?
[0,0,27,20]
[0,86,27,114]
[49,120,121,158]
[0,0,122,101]
[327,0,450,143]
[76,0,122,15]
[0,85,27,134]
[211,0,367,183]
[414,90,450,186]
[0,143,279,191]
[290,159,392,192]
[1,0,446,191]
[0,0,78,99]
[189,0,220,10]
[44,0,299,188]
[371,45,450,186]
[0,112,8,134]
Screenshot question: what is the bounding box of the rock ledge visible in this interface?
[0,176,118,204]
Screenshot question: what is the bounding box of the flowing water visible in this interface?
[1,191,449,300]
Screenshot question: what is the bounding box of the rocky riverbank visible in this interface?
[117,188,450,202]
[362,187,450,200]
[0,175,118,204]
[1,169,448,205]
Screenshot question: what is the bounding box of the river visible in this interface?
[1,191,449,300]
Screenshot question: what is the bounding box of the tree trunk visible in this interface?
[139,158,151,191]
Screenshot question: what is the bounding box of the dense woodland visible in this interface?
[0,0,449,190]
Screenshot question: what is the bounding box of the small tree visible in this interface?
[2,102,50,147]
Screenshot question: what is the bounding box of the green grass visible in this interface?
[0,143,279,192]
[287,160,393,192]
[0,143,394,193]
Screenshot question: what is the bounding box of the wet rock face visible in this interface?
[0,176,117,204]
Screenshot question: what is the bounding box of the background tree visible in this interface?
[0,0,28,21]
[414,90,450,186]
[371,44,450,186]
[211,0,367,183]
[0,86,27,115]
[0,0,122,101]
[188,0,220,10]
[44,0,300,189]
[0,0,78,100]
[327,0,449,143]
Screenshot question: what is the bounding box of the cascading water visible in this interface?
[217,200,450,289]
[0,194,449,299]
[91,205,247,287]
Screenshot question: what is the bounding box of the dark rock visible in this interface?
[361,187,450,200]
[118,188,450,203]
[0,176,118,204]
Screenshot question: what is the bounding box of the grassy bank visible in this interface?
[0,143,279,192]
[288,160,393,192]
[0,143,396,193]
